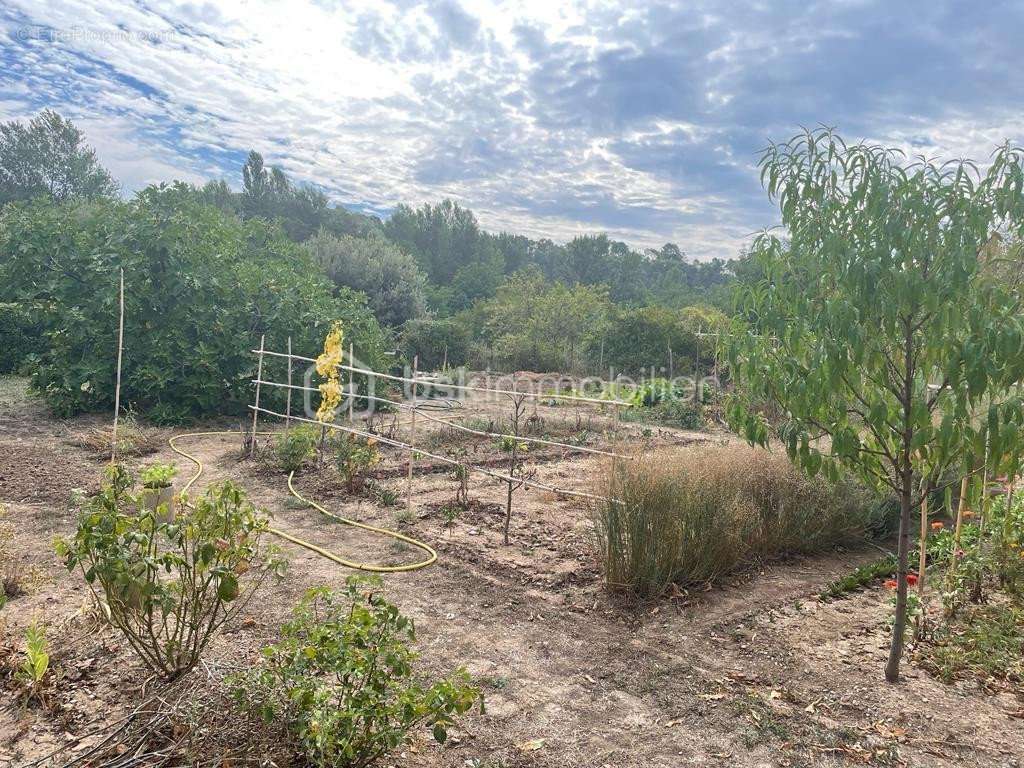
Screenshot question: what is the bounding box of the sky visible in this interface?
[1,1,1022,260]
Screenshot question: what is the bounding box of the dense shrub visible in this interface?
[400,316,472,370]
[0,302,41,374]
[593,445,878,598]
[57,466,285,680]
[0,187,389,421]
[233,578,480,768]
[621,399,705,430]
[271,425,320,473]
[596,306,700,376]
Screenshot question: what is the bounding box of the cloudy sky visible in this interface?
[2,1,1022,259]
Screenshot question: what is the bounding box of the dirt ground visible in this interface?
[1,375,1022,767]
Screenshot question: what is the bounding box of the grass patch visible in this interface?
[917,602,1024,687]
[593,445,881,599]
[620,399,704,430]
[818,556,897,601]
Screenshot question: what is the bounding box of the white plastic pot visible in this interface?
[139,485,176,523]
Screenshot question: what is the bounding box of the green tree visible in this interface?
[727,129,1024,682]
[0,110,117,207]
[239,150,330,241]
[307,231,428,327]
[384,200,500,284]
[481,269,612,372]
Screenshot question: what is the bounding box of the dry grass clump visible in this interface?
[593,445,874,598]
[71,411,166,458]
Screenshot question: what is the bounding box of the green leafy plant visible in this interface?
[331,433,381,492]
[16,622,50,704]
[233,578,480,768]
[140,462,178,489]
[917,603,1024,685]
[0,185,390,422]
[441,504,460,534]
[56,465,285,681]
[495,435,527,454]
[272,426,319,473]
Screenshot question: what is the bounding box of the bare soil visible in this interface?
[1,377,1021,767]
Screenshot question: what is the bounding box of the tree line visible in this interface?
[2,109,737,403]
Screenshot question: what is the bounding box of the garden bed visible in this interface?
[1,379,1022,767]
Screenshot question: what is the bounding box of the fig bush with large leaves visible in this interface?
[0,184,389,422]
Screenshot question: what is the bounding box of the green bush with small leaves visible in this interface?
[273,426,319,473]
[57,465,285,681]
[331,433,381,491]
[233,577,480,768]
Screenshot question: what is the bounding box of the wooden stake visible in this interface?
[250,334,265,458]
[951,475,970,567]
[406,355,418,518]
[111,268,125,464]
[348,341,355,423]
[285,336,293,434]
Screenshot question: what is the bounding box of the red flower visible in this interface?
[906,573,919,586]
[884,579,898,589]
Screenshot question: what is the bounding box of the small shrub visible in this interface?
[593,446,876,598]
[233,578,480,768]
[272,426,319,473]
[622,399,704,430]
[372,484,400,507]
[16,622,50,704]
[57,466,285,681]
[140,462,177,489]
[331,433,381,492]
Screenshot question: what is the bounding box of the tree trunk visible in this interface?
[885,476,913,682]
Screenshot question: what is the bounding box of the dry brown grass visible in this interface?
[70,411,167,458]
[593,445,875,598]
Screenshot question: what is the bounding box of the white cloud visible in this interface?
[2,0,1021,259]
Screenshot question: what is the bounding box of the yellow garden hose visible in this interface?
[168,431,437,573]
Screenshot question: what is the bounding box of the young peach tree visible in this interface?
[727,128,1024,682]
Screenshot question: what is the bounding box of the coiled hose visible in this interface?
[168,431,437,573]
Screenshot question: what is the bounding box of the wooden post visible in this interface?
[111,268,125,464]
[406,355,418,518]
[667,344,673,380]
[285,336,293,434]
[250,334,265,458]
[348,341,355,422]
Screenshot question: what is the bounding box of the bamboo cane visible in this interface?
[406,356,418,518]
[110,268,125,464]
[250,334,265,458]
[285,336,293,434]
